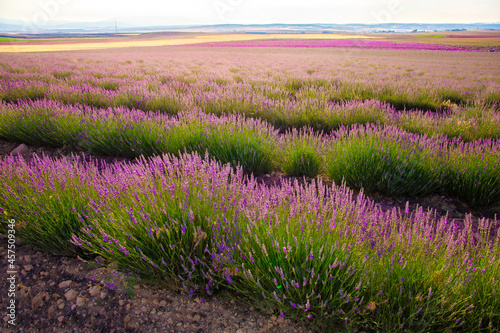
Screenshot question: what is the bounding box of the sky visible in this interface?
[0,0,499,27]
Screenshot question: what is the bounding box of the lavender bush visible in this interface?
[0,100,498,206]
[0,153,498,332]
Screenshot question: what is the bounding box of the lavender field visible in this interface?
[1,41,499,332]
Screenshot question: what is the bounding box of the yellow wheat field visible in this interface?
[0,33,374,53]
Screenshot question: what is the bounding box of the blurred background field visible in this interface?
[1,30,499,52]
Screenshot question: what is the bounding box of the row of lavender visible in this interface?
[1,77,499,142]
[1,152,498,331]
[1,52,499,141]
[1,99,499,207]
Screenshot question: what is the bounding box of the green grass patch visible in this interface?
[444,146,500,208]
[281,129,324,178]
[0,37,106,41]
[325,129,444,196]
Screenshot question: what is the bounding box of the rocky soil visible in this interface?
[0,240,312,333]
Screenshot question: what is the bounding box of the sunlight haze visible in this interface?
[0,0,499,26]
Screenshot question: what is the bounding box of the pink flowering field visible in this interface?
[188,38,475,51]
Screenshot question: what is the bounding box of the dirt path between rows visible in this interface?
[0,239,312,333]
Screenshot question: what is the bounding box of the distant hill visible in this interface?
[0,18,137,33]
[0,19,499,34]
[167,23,500,34]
